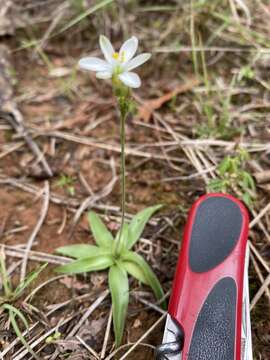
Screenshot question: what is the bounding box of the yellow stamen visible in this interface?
[112,51,125,62]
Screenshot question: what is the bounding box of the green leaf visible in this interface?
[218,157,231,175]
[109,264,129,348]
[242,192,252,207]
[3,304,29,329]
[127,205,162,249]
[113,222,129,255]
[242,172,256,191]
[122,261,148,284]
[14,263,47,298]
[0,251,12,297]
[4,304,39,359]
[88,211,114,248]
[121,251,166,309]
[207,179,223,192]
[56,244,109,259]
[55,254,113,274]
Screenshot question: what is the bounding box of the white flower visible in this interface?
[78,35,151,88]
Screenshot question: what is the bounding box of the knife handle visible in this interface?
[169,193,249,360]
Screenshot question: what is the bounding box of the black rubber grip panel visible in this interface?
[188,277,237,360]
[189,196,243,273]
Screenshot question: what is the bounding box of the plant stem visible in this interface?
[114,96,128,255]
[120,105,126,232]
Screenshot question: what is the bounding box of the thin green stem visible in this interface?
[120,106,126,232]
[111,79,130,255]
[114,97,128,255]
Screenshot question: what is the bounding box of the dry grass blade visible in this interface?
[76,335,99,359]
[0,44,52,177]
[118,313,167,360]
[67,290,109,338]
[100,307,112,359]
[250,274,270,310]
[20,181,50,281]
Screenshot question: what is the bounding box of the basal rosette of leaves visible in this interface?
[56,206,165,347]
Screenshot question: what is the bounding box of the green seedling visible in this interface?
[56,206,165,348]
[208,148,256,206]
[57,174,76,196]
[0,249,47,359]
[238,65,255,82]
[45,331,61,344]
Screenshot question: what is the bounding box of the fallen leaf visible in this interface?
[60,276,88,291]
[90,273,106,289]
[137,77,200,122]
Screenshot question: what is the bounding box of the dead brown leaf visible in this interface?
[137,77,200,122]
[60,276,88,291]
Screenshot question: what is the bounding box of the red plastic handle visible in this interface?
[168,193,249,360]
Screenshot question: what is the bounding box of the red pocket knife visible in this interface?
[156,193,252,360]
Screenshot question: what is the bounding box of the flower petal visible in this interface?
[124,53,151,71]
[96,71,112,79]
[78,57,111,72]
[118,72,141,88]
[99,35,115,64]
[119,36,138,62]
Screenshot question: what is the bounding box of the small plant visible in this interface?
[55,35,165,347]
[57,174,76,196]
[0,248,46,359]
[238,65,255,82]
[45,331,61,344]
[207,148,256,206]
[56,206,165,346]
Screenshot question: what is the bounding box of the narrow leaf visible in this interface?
[109,265,129,347]
[0,251,11,297]
[122,251,166,309]
[14,263,47,298]
[218,157,231,175]
[3,304,29,329]
[242,172,256,191]
[122,261,148,284]
[56,244,108,259]
[127,205,162,249]
[88,211,114,248]
[55,255,113,274]
[113,222,129,255]
[5,305,39,359]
